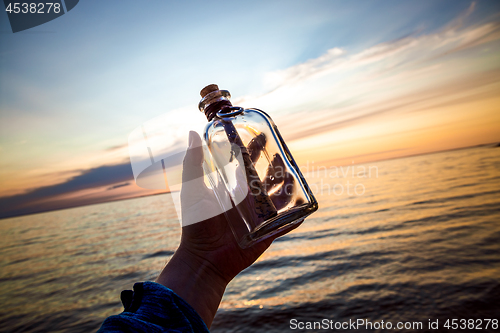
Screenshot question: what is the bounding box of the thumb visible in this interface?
[180,131,222,226]
[182,131,204,184]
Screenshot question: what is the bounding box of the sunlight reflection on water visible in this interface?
[1,146,499,332]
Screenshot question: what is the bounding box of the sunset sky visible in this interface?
[1,0,499,218]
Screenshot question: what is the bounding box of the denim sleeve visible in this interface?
[97,281,210,333]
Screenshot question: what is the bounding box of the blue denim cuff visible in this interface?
[98,281,210,332]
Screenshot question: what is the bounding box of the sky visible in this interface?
[0,0,499,218]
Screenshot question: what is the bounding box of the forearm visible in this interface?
[155,245,228,328]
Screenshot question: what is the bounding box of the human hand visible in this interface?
[156,131,301,327]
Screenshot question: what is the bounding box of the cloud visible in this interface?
[105,144,127,151]
[261,3,496,92]
[0,162,134,218]
[281,69,500,142]
[245,5,500,145]
[107,182,130,190]
[264,48,345,89]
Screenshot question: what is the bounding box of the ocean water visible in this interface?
[1,145,499,332]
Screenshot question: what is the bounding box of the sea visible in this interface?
[1,145,499,332]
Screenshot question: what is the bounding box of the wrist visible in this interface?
[155,246,228,328]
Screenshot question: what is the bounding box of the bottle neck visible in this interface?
[198,89,232,121]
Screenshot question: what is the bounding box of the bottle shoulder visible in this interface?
[205,108,274,126]
[203,107,279,145]
[244,108,274,122]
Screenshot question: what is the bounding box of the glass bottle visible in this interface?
[199,84,318,248]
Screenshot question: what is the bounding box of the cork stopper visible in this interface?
[200,84,219,98]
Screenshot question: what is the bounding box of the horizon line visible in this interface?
[1,141,498,221]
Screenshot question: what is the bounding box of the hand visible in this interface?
[156,131,301,328]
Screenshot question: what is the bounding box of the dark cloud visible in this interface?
[0,162,134,219]
[107,182,131,191]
